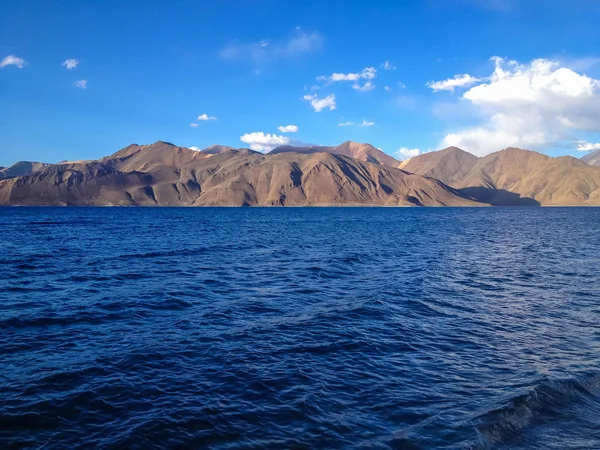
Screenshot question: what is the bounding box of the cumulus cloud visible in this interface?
[240,132,290,152]
[381,61,396,70]
[190,123,199,128]
[221,29,321,63]
[318,67,377,83]
[397,148,421,159]
[73,80,87,89]
[439,57,600,155]
[303,93,336,112]
[352,82,375,92]
[427,74,481,91]
[338,121,354,127]
[575,141,600,152]
[62,59,79,70]
[0,55,26,68]
[189,146,201,151]
[278,125,299,133]
[198,114,217,121]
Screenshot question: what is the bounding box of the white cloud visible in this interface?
[338,121,354,127]
[278,125,299,133]
[318,67,377,83]
[189,146,201,151]
[73,80,87,89]
[399,81,407,88]
[0,55,26,68]
[190,123,199,128]
[384,86,392,92]
[575,141,600,152]
[198,114,217,121]
[221,29,321,63]
[361,120,375,127]
[397,148,421,160]
[427,74,481,92]
[62,59,79,70]
[240,132,290,152]
[381,61,396,70]
[352,81,375,92]
[303,93,336,112]
[439,57,600,155]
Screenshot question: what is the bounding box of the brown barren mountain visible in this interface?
[455,148,600,205]
[581,149,600,167]
[270,141,400,168]
[0,161,51,180]
[0,141,479,207]
[398,147,478,185]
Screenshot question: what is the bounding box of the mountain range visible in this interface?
[1,141,599,206]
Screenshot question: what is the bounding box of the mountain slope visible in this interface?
[0,141,479,207]
[0,161,51,180]
[455,148,600,205]
[581,149,600,167]
[398,147,478,185]
[270,141,400,168]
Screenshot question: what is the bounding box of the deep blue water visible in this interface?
[1,207,600,449]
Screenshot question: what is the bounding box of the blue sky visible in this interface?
[2,0,600,166]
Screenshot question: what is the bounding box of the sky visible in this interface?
[2,0,600,166]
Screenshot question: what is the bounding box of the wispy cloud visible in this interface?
[381,61,396,70]
[384,86,392,92]
[198,114,217,121]
[352,82,375,92]
[240,132,290,152]
[427,74,481,91]
[190,123,199,128]
[278,125,299,133]
[338,121,354,127]
[62,59,79,70]
[221,29,322,64]
[303,93,336,112]
[361,120,375,127]
[73,80,87,89]
[0,55,26,69]
[317,67,377,83]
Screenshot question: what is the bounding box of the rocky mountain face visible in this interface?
[270,141,399,168]
[581,149,600,167]
[0,141,478,207]
[0,161,51,180]
[402,146,600,205]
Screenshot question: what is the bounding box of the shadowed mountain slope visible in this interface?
[581,149,600,167]
[0,161,51,180]
[398,147,478,185]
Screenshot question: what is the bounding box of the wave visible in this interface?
[474,373,600,448]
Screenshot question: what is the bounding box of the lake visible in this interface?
[1,207,599,449]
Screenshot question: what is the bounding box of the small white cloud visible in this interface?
[384,86,392,92]
[190,123,199,128]
[62,58,79,70]
[575,141,600,152]
[278,125,299,133]
[318,67,377,83]
[240,132,290,152]
[189,146,201,151]
[361,120,375,127]
[0,54,26,69]
[338,121,354,127]
[397,147,421,159]
[73,80,87,89]
[381,61,396,70]
[198,114,217,121]
[303,93,336,112]
[399,81,407,88]
[427,74,481,92]
[352,82,375,92]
